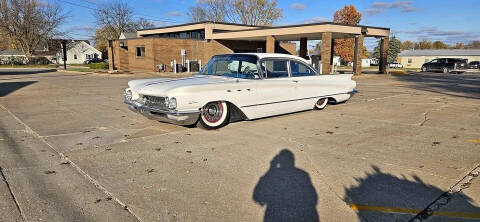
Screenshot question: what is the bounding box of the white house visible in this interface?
[57,41,102,64]
[398,49,480,68]
[361,59,372,67]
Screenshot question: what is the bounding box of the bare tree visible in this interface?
[0,0,66,56]
[94,0,137,40]
[136,18,155,30]
[230,0,282,26]
[187,5,208,22]
[187,0,282,26]
[93,0,154,56]
[187,0,228,23]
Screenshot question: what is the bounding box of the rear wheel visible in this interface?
[198,101,230,130]
[314,98,328,110]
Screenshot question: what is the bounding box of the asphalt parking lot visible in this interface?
[0,69,479,222]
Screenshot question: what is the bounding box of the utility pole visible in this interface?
[62,40,67,70]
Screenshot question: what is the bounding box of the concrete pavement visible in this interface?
[0,70,479,221]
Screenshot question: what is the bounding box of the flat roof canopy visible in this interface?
[136,21,390,41]
[212,23,390,41]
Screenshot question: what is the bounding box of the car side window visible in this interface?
[261,60,289,79]
[290,60,315,77]
[430,59,437,63]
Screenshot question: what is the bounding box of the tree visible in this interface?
[387,36,401,63]
[333,4,361,25]
[432,41,449,49]
[417,40,433,49]
[372,36,402,63]
[230,0,282,26]
[465,41,480,49]
[187,5,209,22]
[93,0,154,56]
[401,40,415,50]
[332,5,362,63]
[454,42,465,49]
[187,0,282,26]
[94,27,110,58]
[0,30,9,49]
[0,0,66,56]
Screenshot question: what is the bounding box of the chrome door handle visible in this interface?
[292,80,299,83]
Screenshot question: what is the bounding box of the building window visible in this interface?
[136,46,145,58]
[74,54,77,60]
[408,58,412,63]
[191,31,198,39]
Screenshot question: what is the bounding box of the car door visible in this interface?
[289,59,324,110]
[426,59,437,71]
[241,58,298,119]
[435,59,447,71]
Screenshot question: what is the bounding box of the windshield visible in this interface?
[199,55,259,79]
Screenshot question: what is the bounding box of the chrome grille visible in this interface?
[142,95,167,110]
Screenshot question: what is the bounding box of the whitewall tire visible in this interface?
[198,101,230,129]
[315,98,328,110]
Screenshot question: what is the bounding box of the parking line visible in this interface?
[349,204,480,219]
[468,139,480,143]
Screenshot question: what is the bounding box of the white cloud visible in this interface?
[365,1,422,15]
[301,17,330,24]
[166,11,183,17]
[291,3,306,11]
[402,27,480,44]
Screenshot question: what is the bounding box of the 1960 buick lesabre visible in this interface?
[124,53,357,129]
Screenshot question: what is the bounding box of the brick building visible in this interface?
[108,21,390,74]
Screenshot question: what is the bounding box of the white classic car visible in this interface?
[124,53,357,129]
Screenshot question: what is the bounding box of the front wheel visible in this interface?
[421,66,427,72]
[198,101,230,130]
[314,98,328,110]
[443,67,450,74]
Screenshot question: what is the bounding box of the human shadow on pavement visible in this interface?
[253,149,319,222]
[344,165,480,221]
[0,81,36,97]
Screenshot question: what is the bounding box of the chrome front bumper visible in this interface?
[125,100,199,126]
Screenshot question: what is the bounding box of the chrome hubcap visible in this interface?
[317,98,327,106]
[203,102,223,123]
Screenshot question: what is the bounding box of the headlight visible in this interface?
[124,89,132,100]
[164,97,177,110]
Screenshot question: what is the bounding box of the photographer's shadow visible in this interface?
[253,149,319,222]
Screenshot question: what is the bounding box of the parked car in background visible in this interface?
[84,58,104,64]
[124,53,357,129]
[388,62,403,68]
[421,58,467,73]
[468,61,480,69]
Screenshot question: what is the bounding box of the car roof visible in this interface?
[219,53,310,64]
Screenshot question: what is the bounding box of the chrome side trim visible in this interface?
[240,90,357,108]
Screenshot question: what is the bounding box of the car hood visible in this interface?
[129,75,235,96]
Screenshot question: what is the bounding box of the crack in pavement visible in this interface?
[409,162,480,222]
[416,105,449,127]
[0,166,25,221]
[0,103,143,222]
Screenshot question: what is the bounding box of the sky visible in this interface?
[52,0,479,50]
